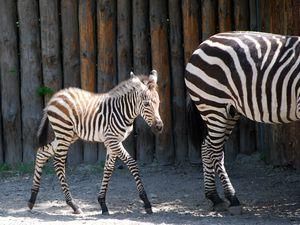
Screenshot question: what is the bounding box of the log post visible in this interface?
[150,0,174,165]
[182,0,201,164]
[169,0,188,163]
[201,0,217,41]
[132,0,154,164]
[0,97,2,163]
[79,0,98,163]
[97,0,117,161]
[218,0,232,32]
[61,0,83,164]
[233,0,256,156]
[0,0,22,164]
[39,0,62,104]
[117,0,135,159]
[18,0,43,163]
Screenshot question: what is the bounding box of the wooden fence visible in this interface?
[0,0,299,168]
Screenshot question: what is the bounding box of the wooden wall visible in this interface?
[0,0,299,168]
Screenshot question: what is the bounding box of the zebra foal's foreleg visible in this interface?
[28,141,56,210]
[118,144,152,214]
[97,148,117,215]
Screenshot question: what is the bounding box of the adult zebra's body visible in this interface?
[185,31,300,213]
[28,70,163,215]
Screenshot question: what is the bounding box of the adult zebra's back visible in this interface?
[185,31,300,214]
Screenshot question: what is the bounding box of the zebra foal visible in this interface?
[28,70,163,215]
[185,31,300,214]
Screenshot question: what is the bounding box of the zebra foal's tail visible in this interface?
[37,110,49,147]
[186,96,207,150]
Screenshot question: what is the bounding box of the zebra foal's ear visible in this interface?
[147,70,158,90]
[149,70,158,84]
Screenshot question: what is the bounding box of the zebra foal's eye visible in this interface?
[143,101,150,107]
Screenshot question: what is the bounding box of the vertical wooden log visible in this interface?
[201,0,217,40]
[249,0,258,31]
[258,0,270,32]
[132,0,154,164]
[234,0,250,30]
[234,0,256,155]
[79,0,98,163]
[0,97,2,163]
[39,0,62,104]
[18,0,43,163]
[269,0,284,34]
[169,0,188,163]
[117,0,135,159]
[218,0,232,32]
[0,0,22,164]
[149,0,174,165]
[61,0,83,164]
[97,0,117,161]
[182,0,201,164]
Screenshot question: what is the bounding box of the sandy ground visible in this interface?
[0,153,299,225]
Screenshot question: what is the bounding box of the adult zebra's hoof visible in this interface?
[73,208,83,214]
[213,201,228,212]
[145,207,153,214]
[228,205,242,215]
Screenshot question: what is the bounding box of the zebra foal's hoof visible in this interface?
[102,210,109,215]
[73,208,83,214]
[228,205,242,215]
[145,207,153,214]
[28,201,34,210]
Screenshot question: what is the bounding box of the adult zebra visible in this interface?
[185,31,300,214]
[28,70,163,215]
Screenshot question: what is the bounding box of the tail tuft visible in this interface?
[37,111,49,147]
[186,97,207,150]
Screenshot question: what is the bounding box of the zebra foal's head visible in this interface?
[132,70,163,134]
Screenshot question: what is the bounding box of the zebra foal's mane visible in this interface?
[107,75,157,98]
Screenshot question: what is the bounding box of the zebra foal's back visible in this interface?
[186,31,300,124]
[43,87,106,143]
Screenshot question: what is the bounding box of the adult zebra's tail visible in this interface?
[186,97,207,150]
[37,111,49,147]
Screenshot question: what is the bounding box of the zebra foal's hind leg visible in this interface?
[52,138,82,214]
[28,141,56,210]
[97,145,117,215]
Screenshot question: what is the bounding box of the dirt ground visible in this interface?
[0,153,299,225]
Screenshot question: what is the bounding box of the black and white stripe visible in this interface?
[28,70,163,215]
[185,31,300,211]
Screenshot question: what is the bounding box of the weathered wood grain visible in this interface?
[218,0,232,32]
[61,0,83,164]
[182,0,201,164]
[169,0,188,163]
[117,0,135,159]
[150,0,174,165]
[97,0,117,161]
[202,0,217,40]
[0,0,22,164]
[132,0,154,164]
[39,0,62,104]
[18,0,43,162]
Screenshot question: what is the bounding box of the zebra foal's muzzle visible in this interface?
[151,119,163,134]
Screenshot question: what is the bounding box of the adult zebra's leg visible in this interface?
[118,145,152,214]
[201,140,226,211]
[52,139,82,214]
[207,116,241,214]
[28,140,56,210]
[97,148,117,215]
